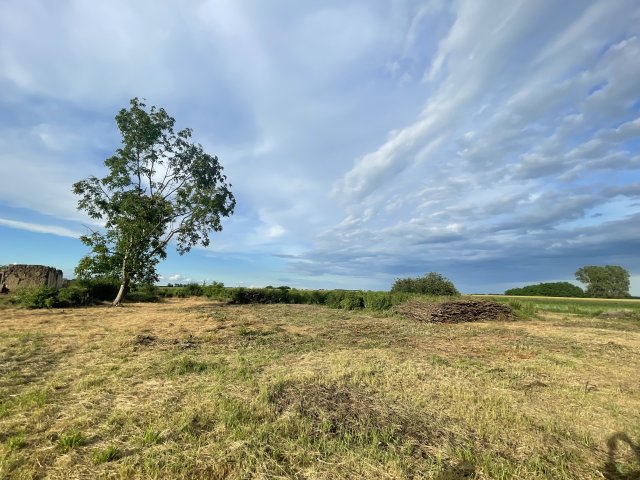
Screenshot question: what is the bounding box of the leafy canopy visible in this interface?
[575,265,630,298]
[390,272,460,296]
[73,98,235,291]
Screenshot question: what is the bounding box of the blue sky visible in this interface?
[1,0,639,294]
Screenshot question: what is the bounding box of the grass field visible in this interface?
[1,297,639,479]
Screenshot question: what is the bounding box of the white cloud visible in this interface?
[166,273,192,284]
[0,217,81,238]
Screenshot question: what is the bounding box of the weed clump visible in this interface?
[57,430,85,452]
[93,444,121,464]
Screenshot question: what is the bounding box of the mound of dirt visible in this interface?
[394,298,515,323]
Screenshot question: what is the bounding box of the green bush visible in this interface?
[55,286,92,307]
[228,287,293,304]
[391,272,460,296]
[77,278,120,301]
[339,292,365,310]
[13,287,58,308]
[363,292,392,311]
[127,284,160,302]
[181,283,204,297]
[505,282,584,297]
[203,281,227,300]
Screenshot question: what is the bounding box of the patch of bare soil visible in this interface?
[394,298,515,323]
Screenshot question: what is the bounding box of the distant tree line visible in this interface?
[505,265,631,299]
[505,282,584,297]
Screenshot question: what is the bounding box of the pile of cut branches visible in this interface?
[394,298,515,323]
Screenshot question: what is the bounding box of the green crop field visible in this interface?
[1,297,639,479]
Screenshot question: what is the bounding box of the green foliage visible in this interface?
[12,285,94,309]
[339,292,365,310]
[93,444,121,464]
[167,356,211,375]
[57,430,85,452]
[229,287,293,305]
[73,97,235,304]
[226,287,408,312]
[141,428,162,446]
[391,272,460,296]
[203,281,227,300]
[54,286,92,307]
[575,265,630,298]
[127,284,161,302]
[13,287,58,308]
[76,277,120,301]
[179,283,204,297]
[505,282,584,297]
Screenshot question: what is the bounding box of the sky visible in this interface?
[1,0,639,295]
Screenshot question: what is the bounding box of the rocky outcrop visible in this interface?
[0,264,64,292]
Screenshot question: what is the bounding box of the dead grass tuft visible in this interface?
[271,379,453,445]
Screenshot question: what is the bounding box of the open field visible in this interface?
[480,295,640,319]
[1,298,640,479]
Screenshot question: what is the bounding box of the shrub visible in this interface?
[363,292,392,311]
[391,272,460,296]
[505,282,584,297]
[127,284,160,302]
[13,287,58,308]
[55,286,92,307]
[203,281,227,300]
[224,287,402,312]
[339,292,365,310]
[181,283,204,297]
[77,277,120,301]
[229,287,292,304]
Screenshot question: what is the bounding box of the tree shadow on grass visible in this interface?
[604,432,640,480]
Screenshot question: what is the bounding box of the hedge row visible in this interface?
[224,287,417,311]
[9,282,448,312]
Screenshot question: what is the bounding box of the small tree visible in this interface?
[575,265,630,298]
[73,98,235,305]
[391,272,460,296]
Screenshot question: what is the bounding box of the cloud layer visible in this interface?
[1,0,639,293]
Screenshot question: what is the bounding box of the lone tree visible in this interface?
[575,265,630,298]
[391,272,460,296]
[73,98,235,305]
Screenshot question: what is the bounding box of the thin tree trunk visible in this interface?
[113,280,128,306]
[113,251,129,306]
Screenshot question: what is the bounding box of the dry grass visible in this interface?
[1,297,639,479]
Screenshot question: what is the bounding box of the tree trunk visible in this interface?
[113,251,130,307]
[112,279,129,306]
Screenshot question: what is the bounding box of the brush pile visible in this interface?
[394,298,515,323]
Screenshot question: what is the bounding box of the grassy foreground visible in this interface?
[1,298,639,479]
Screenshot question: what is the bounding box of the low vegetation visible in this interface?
[1,297,639,478]
[505,282,585,298]
[4,281,420,312]
[391,272,460,296]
